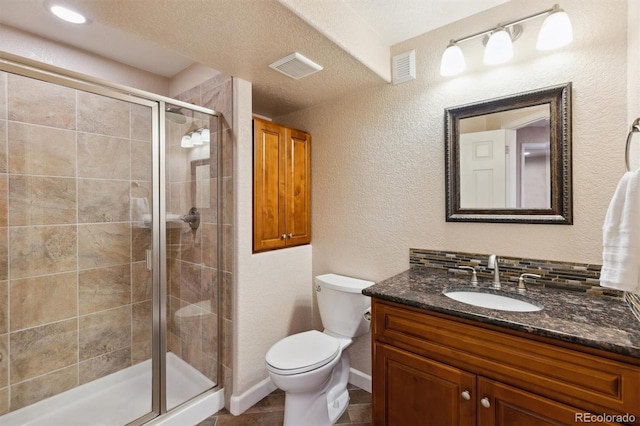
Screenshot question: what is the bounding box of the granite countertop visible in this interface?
[363,267,640,359]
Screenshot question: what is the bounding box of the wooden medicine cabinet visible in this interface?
[253,117,311,252]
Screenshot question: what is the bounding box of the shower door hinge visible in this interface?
[146,249,153,271]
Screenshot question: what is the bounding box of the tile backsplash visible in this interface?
[409,248,620,297]
[625,293,640,322]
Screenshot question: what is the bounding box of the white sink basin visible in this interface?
[443,289,543,312]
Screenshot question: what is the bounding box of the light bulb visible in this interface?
[48,4,88,24]
[191,131,202,146]
[181,134,193,148]
[200,128,210,143]
[440,42,466,76]
[484,28,513,65]
[537,8,573,50]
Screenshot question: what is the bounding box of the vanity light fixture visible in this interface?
[483,27,516,65]
[45,2,90,24]
[181,134,193,148]
[200,128,210,143]
[536,5,573,50]
[439,3,573,76]
[180,128,210,148]
[191,130,202,146]
[440,42,466,76]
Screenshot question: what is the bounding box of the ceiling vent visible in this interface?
[392,50,416,85]
[269,52,323,80]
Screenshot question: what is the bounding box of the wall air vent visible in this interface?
[269,52,323,80]
[392,50,416,85]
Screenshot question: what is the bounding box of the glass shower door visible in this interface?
[0,69,156,424]
[164,104,219,410]
[0,56,222,426]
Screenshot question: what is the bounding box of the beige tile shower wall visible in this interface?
[165,71,233,396]
[0,71,153,414]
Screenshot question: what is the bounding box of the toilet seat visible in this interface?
[266,330,340,376]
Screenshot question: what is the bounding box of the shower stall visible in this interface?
[0,54,225,425]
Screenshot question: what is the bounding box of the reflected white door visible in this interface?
[460,129,515,209]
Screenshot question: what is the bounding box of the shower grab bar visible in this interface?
[624,117,640,172]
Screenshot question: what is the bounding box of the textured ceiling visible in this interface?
[75,0,386,117]
[343,0,510,45]
[0,0,511,118]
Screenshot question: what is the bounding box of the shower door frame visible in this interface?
[0,52,223,425]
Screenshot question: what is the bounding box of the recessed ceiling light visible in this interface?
[46,3,89,24]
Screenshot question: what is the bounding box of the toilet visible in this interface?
[265,273,374,426]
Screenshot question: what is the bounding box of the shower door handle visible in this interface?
[146,249,153,271]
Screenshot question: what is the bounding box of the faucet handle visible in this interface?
[488,254,497,268]
[458,266,478,286]
[518,273,541,293]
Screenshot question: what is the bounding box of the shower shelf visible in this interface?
[138,213,184,229]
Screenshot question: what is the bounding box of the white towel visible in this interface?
[600,171,640,294]
[131,197,150,222]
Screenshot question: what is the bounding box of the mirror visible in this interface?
[445,83,572,224]
[191,158,210,209]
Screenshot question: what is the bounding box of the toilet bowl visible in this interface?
[265,274,373,426]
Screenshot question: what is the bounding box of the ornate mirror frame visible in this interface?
[445,83,572,224]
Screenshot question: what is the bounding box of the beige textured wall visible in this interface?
[278,0,631,376]
[232,78,314,399]
[629,0,640,123]
[0,25,169,95]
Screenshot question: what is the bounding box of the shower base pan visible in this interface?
[1,352,217,426]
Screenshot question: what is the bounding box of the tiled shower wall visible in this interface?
[164,110,218,383]
[168,72,233,405]
[0,72,153,413]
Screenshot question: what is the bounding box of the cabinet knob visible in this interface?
[280,234,287,240]
[461,390,470,400]
[480,397,491,408]
[288,233,293,239]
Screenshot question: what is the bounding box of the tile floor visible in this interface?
[197,385,372,426]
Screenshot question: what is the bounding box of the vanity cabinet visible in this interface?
[375,342,476,425]
[372,299,639,425]
[253,117,311,252]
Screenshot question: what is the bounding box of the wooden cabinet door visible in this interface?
[285,127,311,246]
[476,378,619,426]
[373,343,476,426]
[253,118,286,251]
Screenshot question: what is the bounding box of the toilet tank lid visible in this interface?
[315,273,374,293]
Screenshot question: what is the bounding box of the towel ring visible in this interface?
[625,117,640,172]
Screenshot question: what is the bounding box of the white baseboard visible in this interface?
[349,368,372,393]
[229,377,277,415]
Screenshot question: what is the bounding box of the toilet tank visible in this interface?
[315,273,374,338]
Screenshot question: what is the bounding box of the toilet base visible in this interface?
[325,354,350,423]
[282,354,351,426]
[327,388,349,423]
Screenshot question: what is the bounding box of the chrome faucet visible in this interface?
[518,273,541,294]
[488,254,501,289]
